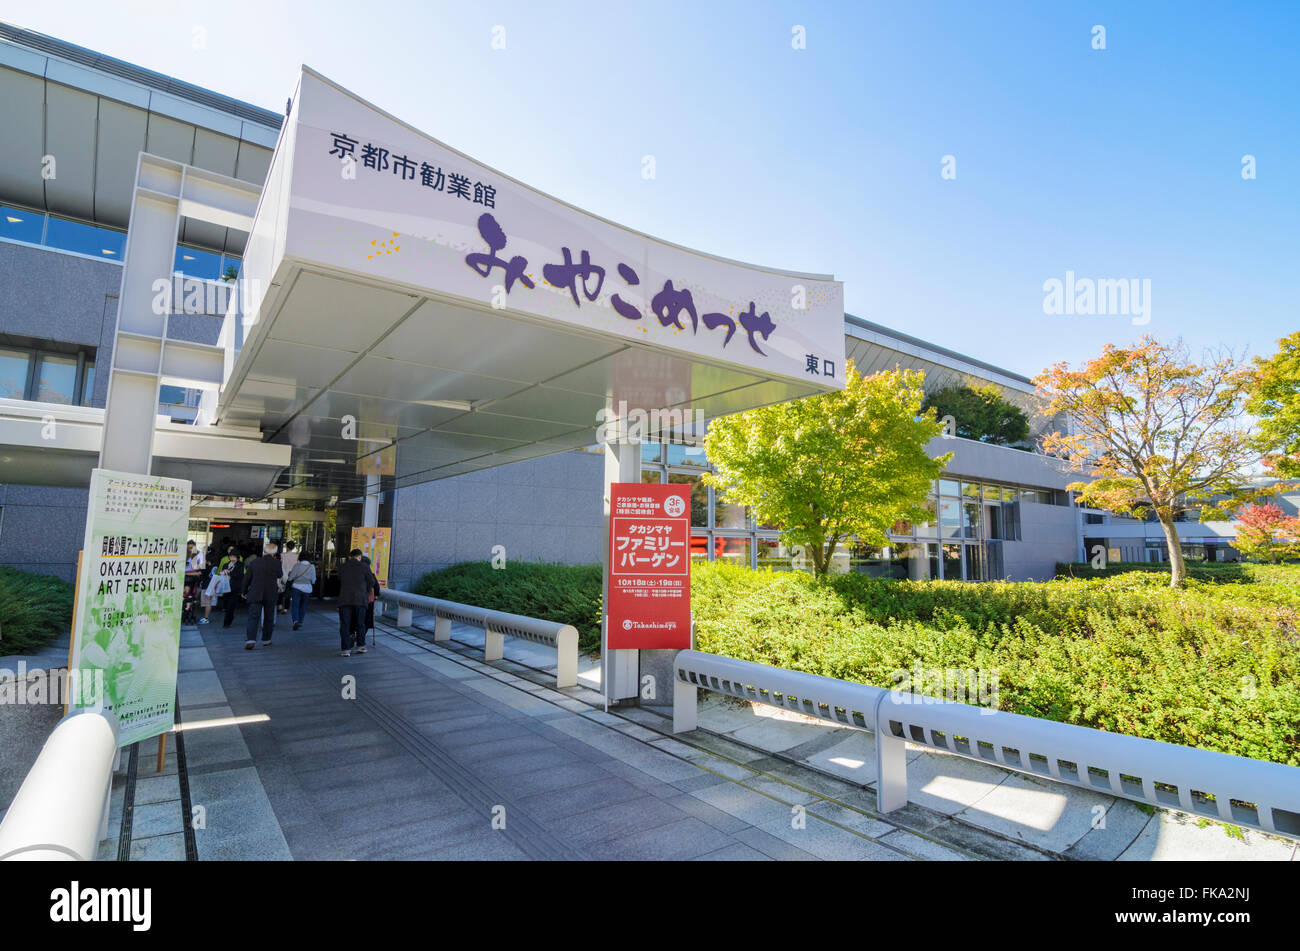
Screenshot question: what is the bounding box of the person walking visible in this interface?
[361,554,381,646]
[223,551,249,628]
[183,540,205,625]
[200,561,231,624]
[278,540,299,615]
[286,551,316,631]
[336,548,369,657]
[242,541,283,650]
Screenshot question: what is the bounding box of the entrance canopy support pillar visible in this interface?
[602,437,639,704]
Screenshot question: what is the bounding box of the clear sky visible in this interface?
[5,0,1296,379]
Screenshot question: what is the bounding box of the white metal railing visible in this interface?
[672,650,1300,841]
[380,589,579,688]
[0,710,119,861]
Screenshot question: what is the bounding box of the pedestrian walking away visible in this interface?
[335,549,370,656]
[242,540,284,649]
[361,554,381,646]
[286,552,316,630]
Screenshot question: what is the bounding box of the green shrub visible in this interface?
[0,566,75,656]
[414,561,604,653]
[414,558,1300,765]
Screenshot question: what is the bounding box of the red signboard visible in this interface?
[607,482,692,649]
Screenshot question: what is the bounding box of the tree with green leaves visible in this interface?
[703,362,950,578]
[1036,337,1264,588]
[921,382,1031,446]
[1247,330,1300,479]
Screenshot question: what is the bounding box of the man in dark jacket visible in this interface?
[223,551,249,628]
[242,541,284,650]
[336,548,369,656]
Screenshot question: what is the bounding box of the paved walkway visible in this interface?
[98,606,979,860]
[87,604,1298,861]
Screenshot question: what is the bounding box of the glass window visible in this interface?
[913,497,938,537]
[755,537,798,571]
[939,498,961,538]
[961,482,983,501]
[963,500,981,539]
[0,349,31,399]
[939,479,960,496]
[640,469,661,484]
[668,472,709,527]
[688,533,711,563]
[45,216,124,259]
[34,354,77,404]
[985,503,1004,540]
[982,484,1002,500]
[713,489,746,530]
[80,362,95,406]
[942,543,963,581]
[715,536,751,567]
[1,205,43,244]
[159,384,188,406]
[911,542,940,581]
[1000,487,1017,502]
[666,442,708,467]
[639,440,662,464]
[1019,488,1039,504]
[220,256,242,281]
[965,544,985,581]
[174,245,223,280]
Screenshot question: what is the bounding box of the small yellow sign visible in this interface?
[351,526,391,587]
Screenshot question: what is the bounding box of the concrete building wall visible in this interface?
[0,241,121,407]
[1003,502,1081,581]
[0,484,88,581]
[389,450,604,591]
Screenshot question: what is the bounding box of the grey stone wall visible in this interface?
[0,241,122,408]
[389,450,604,591]
[0,244,119,580]
[0,484,89,581]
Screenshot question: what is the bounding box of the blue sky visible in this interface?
[6,0,1296,379]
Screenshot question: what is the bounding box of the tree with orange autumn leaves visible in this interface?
[1035,338,1268,587]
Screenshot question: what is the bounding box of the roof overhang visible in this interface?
[214,68,845,500]
[0,399,289,496]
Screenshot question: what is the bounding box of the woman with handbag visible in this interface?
[286,554,317,631]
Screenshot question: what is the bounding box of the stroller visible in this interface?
[182,566,206,625]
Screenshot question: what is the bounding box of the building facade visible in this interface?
[2,23,1266,594]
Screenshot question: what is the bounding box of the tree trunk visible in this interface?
[810,543,827,579]
[1159,516,1186,587]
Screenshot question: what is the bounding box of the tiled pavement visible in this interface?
[90,604,1299,861]
[96,607,1001,860]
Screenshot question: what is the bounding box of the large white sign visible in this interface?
[70,468,191,747]
[281,69,845,389]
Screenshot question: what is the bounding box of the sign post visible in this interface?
[605,482,692,656]
[68,468,192,747]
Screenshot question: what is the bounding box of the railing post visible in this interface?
[396,603,412,628]
[874,693,908,812]
[483,624,504,662]
[555,626,578,689]
[673,673,697,733]
[433,613,451,642]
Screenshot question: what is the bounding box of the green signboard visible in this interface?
[69,468,192,746]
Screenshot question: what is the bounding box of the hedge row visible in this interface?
[0,566,75,656]
[1056,561,1299,584]
[416,559,1300,764]
[414,561,604,653]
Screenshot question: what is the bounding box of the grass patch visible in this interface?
[0,566,74,656]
